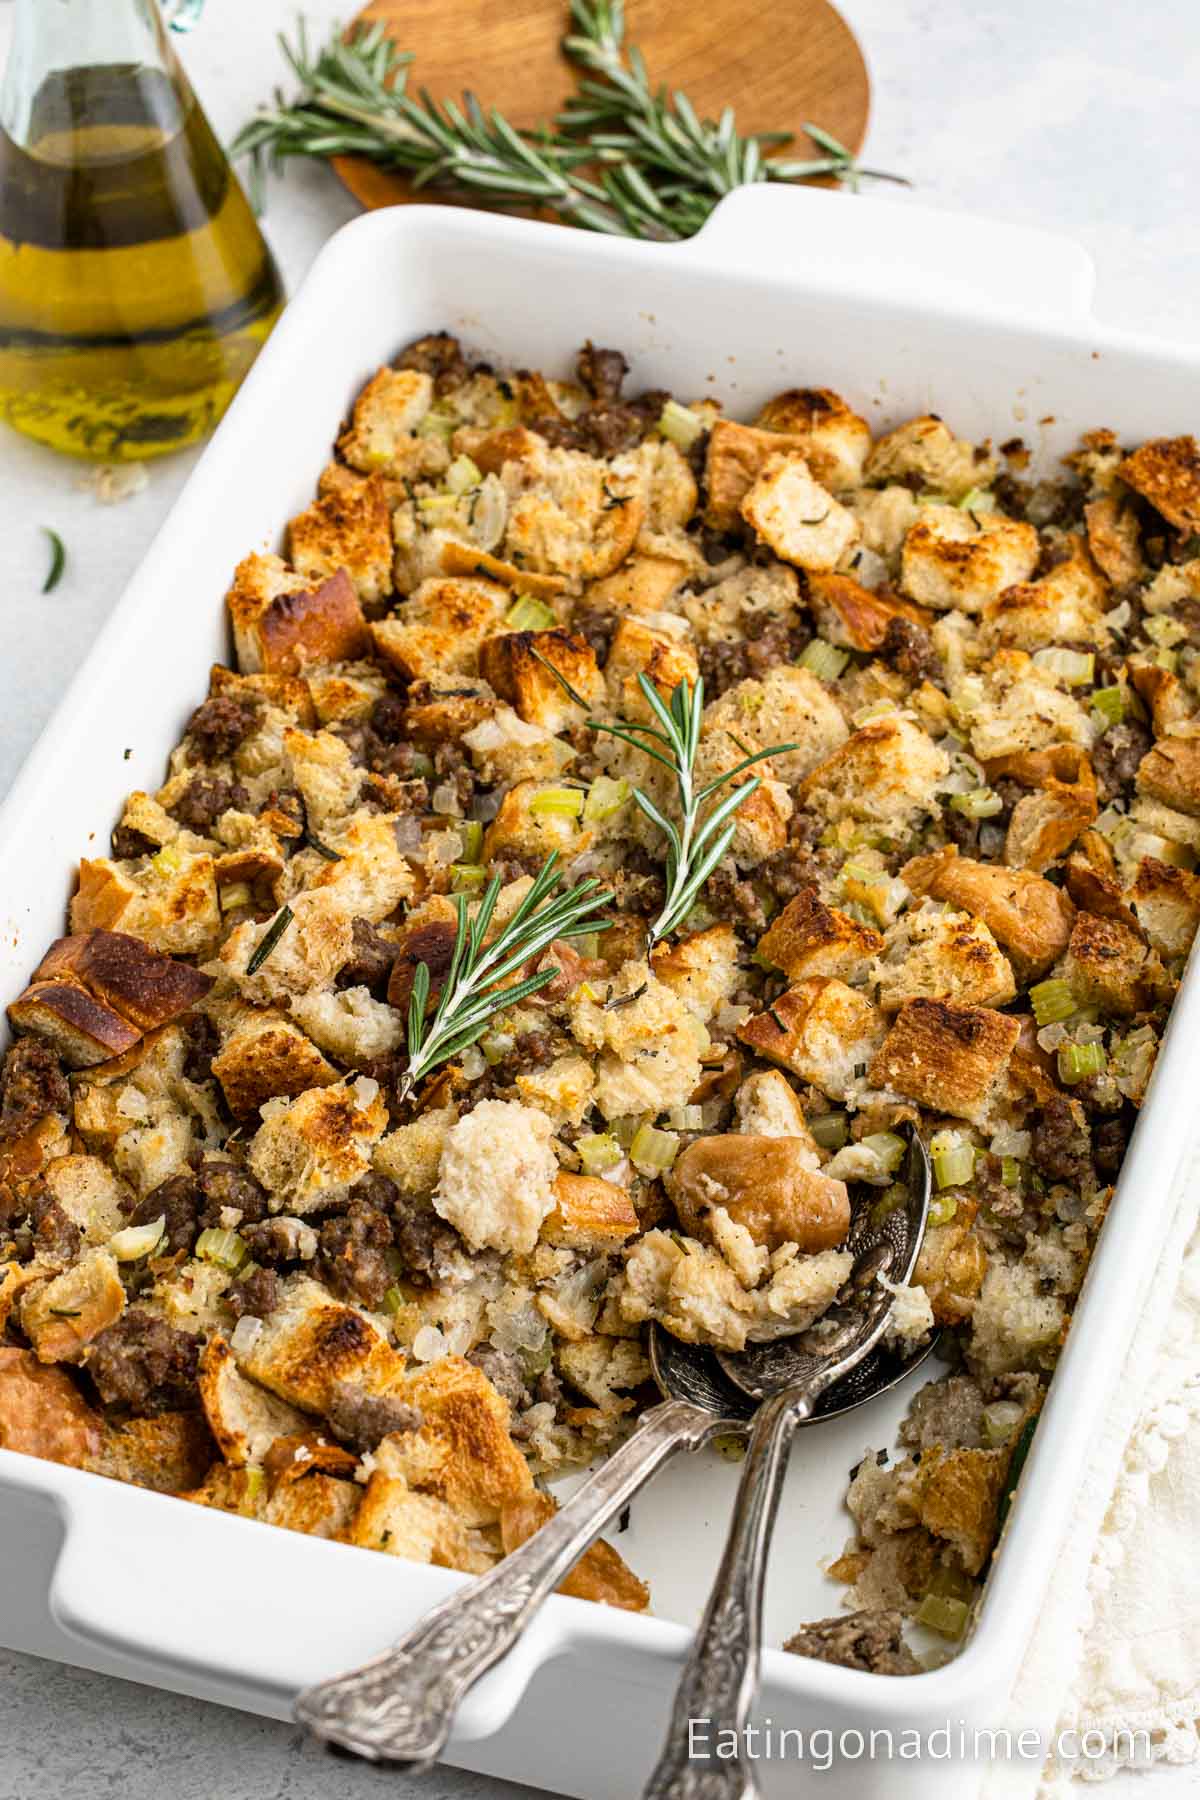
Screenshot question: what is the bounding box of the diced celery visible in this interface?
[630,1122,680,1174]
[416,492,459,525]
[808,1112,848,1150]
[577,1133,623,1175]
[928,1193,959,1226]
[150,843,182,876]
[914,1593,970,1639]
[931,1140,975,1189]
[1001,1157,1022,1190]
[505,594,557,631]
[480,1030,514,1066]
[452,863,487,892]
[530,786,585,818]
[445,454,482,495]
[841,861,887,886]
[460,819,484,863]
[657,399,704,450]
[665,1105,706,1131]
[1155,647,1179,672]
[195,1228,248,1273]
[798,638,851,682]
[108,1216,165,1261]
[382,1285,406,1316]
[1030,978,1077,1026]
[869,1185,908,1226]
[949,787,1003,819]
[957,487,996,513]
[611,1114,645,1150]
[1091,685,1126,727]
[584,775,630,821]
[1058,1041,1107,1084]
[1144,614,1187,647]
[1032,647,1095,686]
[219,881,252,913]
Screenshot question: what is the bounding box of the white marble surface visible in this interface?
[1,0,1198,1793]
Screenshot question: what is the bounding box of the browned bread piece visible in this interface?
[479,628,603,732]
[210,1008,338,1121]
[1061,911,1170,1016]
[228,556,369,675]
[438,538,569,601]
[752,387,871,490]
[1130,855,1200,958]
[1128,661,1192,737]
[909,1443,1011,1576]
[1084,494,1145,588]
[704,418,818,530]
[19,1249,125,1363]
[500,1491,649,1611]
[238,1275,404,1414]
[737,977,886,1101]
[805,572,933,653]
[198,1337,310,1468]
[288,470,394,606]
[902,846,1075,979]
[1118,435,1200,532]
[670,1134,850,1253]
[913,1207,988,1324]
[71,850,221,957]
[33,930,213,1032]
[7,979,141,1069]
[541,1172,640,1252]
[384,1354,534,1527]
[0,1347,101,1467]
[345,1472,494,1572]
[88,1410,214,1493]
[1136,733,1200,815]
[757,888,883,984]
[870,999,1021,1122]
[370,576,509,680]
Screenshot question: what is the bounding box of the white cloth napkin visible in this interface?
[983,1139,1200,1795]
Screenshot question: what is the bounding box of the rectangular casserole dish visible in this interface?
[1,184,1199,1799]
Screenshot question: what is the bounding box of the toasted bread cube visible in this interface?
[436,539,570,604]
[504,448,642,580]
[72,850,221,957]
[875,905,1016,1011]
[583,553,690,617]
[740,453,859,572]
[799,715,949,829]
[733,1070,818,1153]
[704,419,816,530]
[221,889,355,1004]
[8,980,140,1069]
[198,1336,308,1466]
[33,930,213,1033]
[432,1099,557,1256]
[239,1274,403,1413]
[1061,910,1168,1015]
[541,1172,639,1252]
[758,889,883,983]
[371,576,508,680]
[402,676,495,744]
[737,978,886,1101]
[306,659,389,726]
[902,846,1074,979]
[910,1444,1009,1576]
[42,1155,129,1246]
[805,572,931,652]
[870,999,1021,1122]
[913,1210,988,1325]
[901,508,1039,613]
[481,779,591,866]
[21,1249,125,1363]
[1004,771,1097,874]
[1136,731,1200,815]
[479,628,603,732]
[1118,435,1200,532]
[966,661,1095,762]
[514,1053,595,1128]
[346,1472,494,1572]
[1129,661,1192,738]
[0,1348,101,1467]
[1084,495,1146,588]
[113,790,177,852]
[288,471,394,605]
[650,924,741,1023]
[247,1078,388,1215]
[865,415,996,500]
[337,366,442,477]
[753,388,871,490]
[500,1489,649,1611]
[967,1255,1065,1379]
[1130,855,1200,958]
[228,557,369,676]
[89,1410,214,1494]
[211,1009,338,1120]
[670,1134,850,1253]
[848,485,922,560]
[605,617,699,709]
[293,810,414,923]
[385,1354,534,1527]
[982,536,1109,648]
[698,664,849,790]
[281,725,362,830]
[291,986,404,1066]
[373,1107,457,1201]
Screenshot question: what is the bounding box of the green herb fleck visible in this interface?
[246,904,295,976]
[41,528,66,594]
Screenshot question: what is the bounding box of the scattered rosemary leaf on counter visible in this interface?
[246,904,295,975]
[40,528,66,594]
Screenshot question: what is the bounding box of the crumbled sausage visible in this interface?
[28,1192,82,1266]
[466,1345,530,1414]
[316,1192,395,1308]
[335,918,397,996]
[783,1609,920,1676]
[186,695,258,762]
[111,825,158,858]
[324,1379,421,1453]
[705,858,767,933]
[169,774,250,831]
[181,1011,220,1086]
[1031,1096,1093,1188]
[130,1173,198,1256]
[389,1191,462,1288]
[0,1039,69,1138]
[226,1266,281,1320]
[394,331,470,394]
[1091,720,1153,803]
[577,343,629,405]
[880,615,940,683]
[698,609,811,699]
[1092,1115,1128,1178]
[241,1216,317,1265]
[571,608,618,668]
[87,1309,200,1414]
[195,1161,269,1229]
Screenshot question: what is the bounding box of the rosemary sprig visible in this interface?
[401,854,612,1100]
[588,675,795,945]
[234,6,905,242]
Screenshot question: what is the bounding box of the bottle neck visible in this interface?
[2,0,180,148]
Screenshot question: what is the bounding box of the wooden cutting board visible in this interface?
[332,0,869,214]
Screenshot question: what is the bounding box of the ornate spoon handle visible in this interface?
[295,1395,719,1767]
[641,1385,814,1800]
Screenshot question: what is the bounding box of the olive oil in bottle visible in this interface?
[0,1,284,461]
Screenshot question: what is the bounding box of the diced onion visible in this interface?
[416,492,459,525]
[108,1216,165,1262]
[584,775,630,821]
[445,454,482,495]
[460,1045,486,1081]
[859,1131,906,1174]
[1144,614,1187,647]
[577,1133,624,1175]
[505,594,557,631]
[798,638,850,682]
[982,1400,1025,1446]
[1032,647,1094,686]
[630,1122,680,1175]
[431,779,463,816]
[1030,978,1077,1026]
[195,1227,248,1273]
[949,787,1004,819]
[657,399,704,450]
[530,786,585,818]
[219,882,252,913]
[230,1314,264,1356]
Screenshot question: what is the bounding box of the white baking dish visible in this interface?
[2,184,1198,1799]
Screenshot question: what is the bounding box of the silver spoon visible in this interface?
[294,1327,756,1767]
[641,1125,932,1800]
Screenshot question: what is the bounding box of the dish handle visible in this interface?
[686,184,1096,323]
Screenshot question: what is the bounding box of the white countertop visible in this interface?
[1,0,1198,1793]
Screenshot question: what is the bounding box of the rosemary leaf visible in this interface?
[40,528,66,594]
[246,904,294,976]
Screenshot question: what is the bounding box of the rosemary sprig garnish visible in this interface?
[234,4,905,241]
[401,855,612,1100]
[245,904,294,976]
[588,675,795,945]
